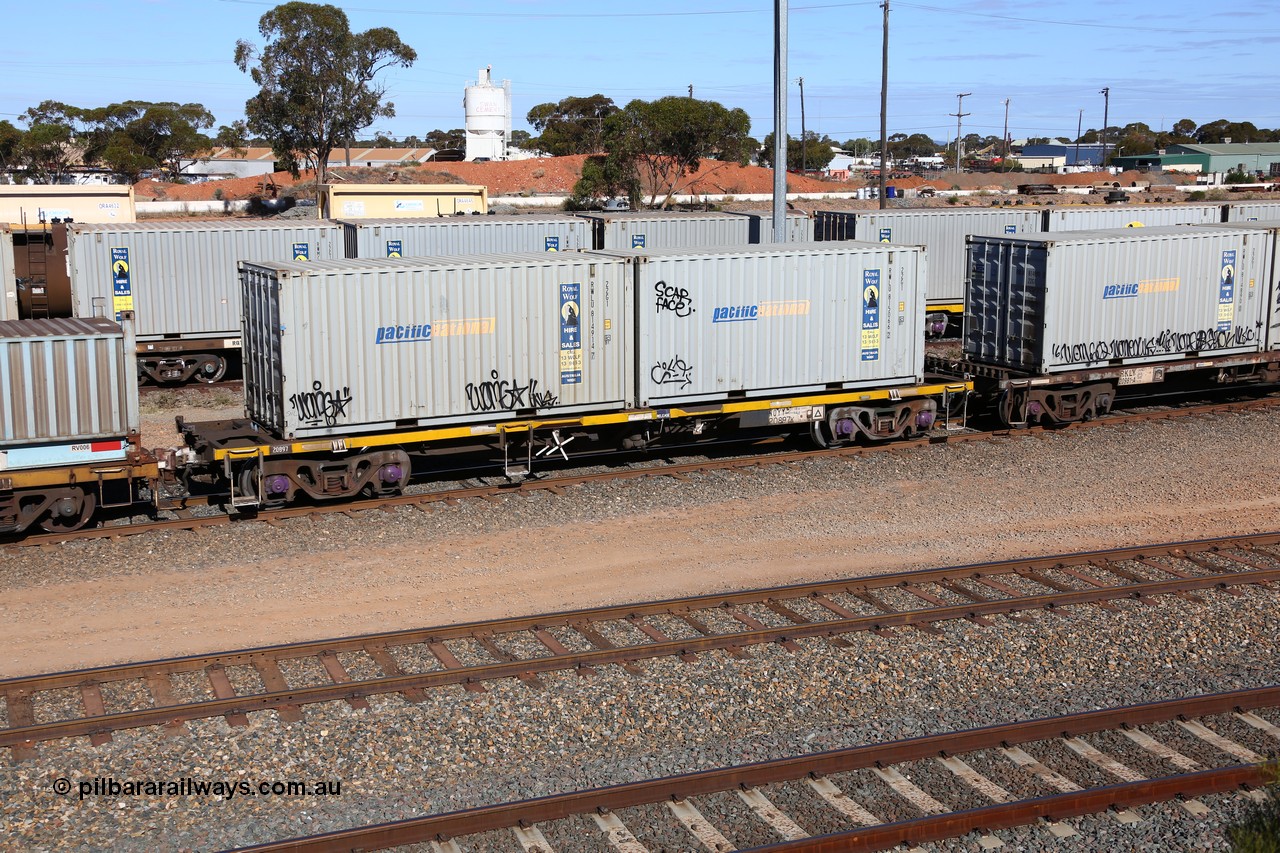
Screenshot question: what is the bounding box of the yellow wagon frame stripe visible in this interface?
[216,381,972,462]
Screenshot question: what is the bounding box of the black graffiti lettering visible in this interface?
[465,370,560,412]
[288,381,353,427]
[654,280,695,317]
[1051,326,1259,365]
[651,356,694,389]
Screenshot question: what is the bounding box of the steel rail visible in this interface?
[224,685,1280,852]
[11,393,1280,548]
[3,558,1277,750]
[5,528,1274,693]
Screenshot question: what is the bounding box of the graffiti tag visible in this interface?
[465,370,559,412]
[654,280,695,317]
[289,381,353,427]
[651,356,694,390]
[1050,325,1258,365]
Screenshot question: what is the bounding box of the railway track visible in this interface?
[228,685,1280,853]
[3,531,1278,762]
[9,392,1280,549]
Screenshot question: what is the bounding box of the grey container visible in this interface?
[1042,203,1222,231]
[241,253,632,439]
[0,229,15,321]
[0,316,138,447]
[814,208,1045,305]
[1224,201,1280,222]
[722,210,814,243]
[578,211,751,250]
[1196,221,1280,348]
[66,220,344,341]
[965,226,1271,374]
[338,214,592,259]
[591,242,925,406]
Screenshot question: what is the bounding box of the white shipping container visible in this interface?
[1224,201,1280,222]
[241,254,632,439]
[1042,203,1222,231]
[578,211,754,250]
[0,317,138,448]
[815,208,1045,305]
[592,243,925,406]
[0,231,15,321]
[66,221,343,341]
[965,226,1272,374]
[339,215,592,259]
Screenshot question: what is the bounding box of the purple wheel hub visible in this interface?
[264,474,290,495]
[916,411,935,429]
[380,464,404,484]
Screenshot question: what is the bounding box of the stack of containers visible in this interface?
[338,214,593,259]
[964,226,1273,374]
[65,220,344,340]
[591,242,926,407]
[0,316,138,466]
[814,208,1045,306]
[239,253,632,440]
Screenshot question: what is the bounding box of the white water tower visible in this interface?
[464,66,511,162]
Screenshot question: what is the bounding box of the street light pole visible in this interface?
[798,76,807,173]
[772,0,788,242]
[878,0,889,209]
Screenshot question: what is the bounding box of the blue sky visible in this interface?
[4,1,1278,148]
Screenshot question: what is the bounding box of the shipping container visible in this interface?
[1223,201,1280,222]
[0,229,17,321]
[965,226,1271,374]
[240,254,632,439]
[1196,221,1280,349]
[722,210,814,243]
[66,220,344,342]
[0,185,136,226]
[591,242,925,406]
[339,214,592,259]
[814,208,1044,305]
[1042,203,1221,231]
[577,211,751,250]
[319,183,488,219]
[0,316,138,455]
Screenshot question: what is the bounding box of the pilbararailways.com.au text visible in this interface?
[53,776,342,801]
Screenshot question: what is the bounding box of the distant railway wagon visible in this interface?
[958,225,1280,424]
[1041,203,1222,231]
[813,207,1044,331]
[64,220,344,383]
[339,214,593,258]
[0,315,155,534]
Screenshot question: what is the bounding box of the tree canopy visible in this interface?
[757,131,836,171]
[234,1,416,185]
[593,96,754,208]
[526,95,618,156]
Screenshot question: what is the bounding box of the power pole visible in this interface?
[878,0,889,209]
[772,0,788,242]
[1099,86,1110,169]
[1002,98,1010,169]
[951,92,972,173]
[797,76,807,173]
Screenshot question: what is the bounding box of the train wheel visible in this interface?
[39,488,97,533]
[193,355,228,384]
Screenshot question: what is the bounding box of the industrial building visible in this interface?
[1111,142,1280,176]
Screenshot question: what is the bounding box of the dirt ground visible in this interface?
[3,407,1279,677]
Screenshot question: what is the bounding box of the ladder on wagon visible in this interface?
[18,210,52,319]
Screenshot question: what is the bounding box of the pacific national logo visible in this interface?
[375,323,432,344]
[1102,278,1179,300]
[711,301,810,323]
[375,317,495,344]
